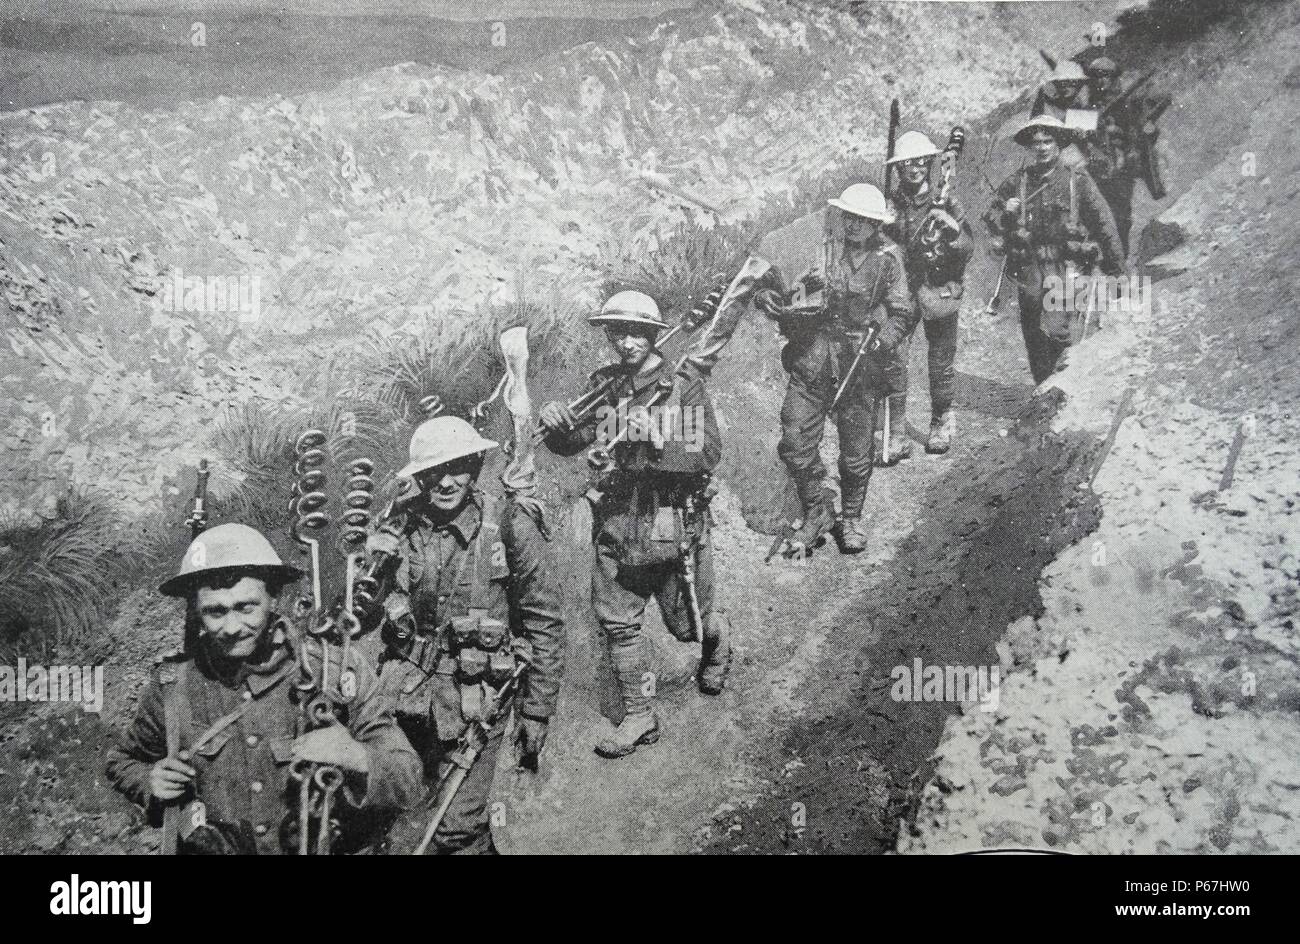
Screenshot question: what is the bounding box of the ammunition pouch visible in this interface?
[1006,229,1033,264]
[916,280,964,320]
[450,613,515,685]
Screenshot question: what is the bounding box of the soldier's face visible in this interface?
[196,577,273,660]
[899,157,929,187]
[605,325,657,369]
[844,213,877,244]
[1028,131,1060,166]
[416,457,478,515]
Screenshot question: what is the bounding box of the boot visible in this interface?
[787,475,835,554]
[835,479,868,554]
[927,410,955,454]
[838,516,868,554]
[594,710,660,759]
[697,613,732,695]
[789,500,835,553]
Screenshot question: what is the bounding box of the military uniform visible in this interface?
[365,489,563,854]
[1084,88,1170,254]
[883,185,973,444]
[775,233,915,522]
[985,158,1124,384]
[544,355,723,718]
[106,618,422,855]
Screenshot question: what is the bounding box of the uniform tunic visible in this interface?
[985,158,1124,383]
[544,356,721,714]
[106,619,421,854]
[775,234,915,509]
[883,184,974,419]
[365,490,564,853]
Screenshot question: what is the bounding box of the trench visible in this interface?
[704,389,1105,854]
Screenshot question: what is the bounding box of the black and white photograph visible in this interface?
[0,0,1294,896]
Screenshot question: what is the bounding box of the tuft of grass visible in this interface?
[358,297,588,421]
[604,221,751,320]
[0,490,130,657]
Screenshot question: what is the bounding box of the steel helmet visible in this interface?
[159,523,302,598]
[1086,56,1118,77]
[1014,113,1071,146]
[397,415,497,479]
[1048,60,1087,84]
[827,183,895,224]
[588,290,668,329]
[886,131,940,165]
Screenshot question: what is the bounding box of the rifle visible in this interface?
[1098,70,1156,123]
[533,284,724,445]
[412,661,529,855]
[985,259,1007,315]
[185,459,209,537]
[915,126,967,260]
[678,485,710,642]
[1134,115,1166,200]
[163,459,212,855]
[828,323,881,414]
[883,98,901,196]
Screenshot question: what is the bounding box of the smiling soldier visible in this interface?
[538,291,729,759]
[105,523,422,854]
[984,114,1125,384]
[753,184,917,555]
[359,416,565,853]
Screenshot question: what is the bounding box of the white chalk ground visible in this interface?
[901,2,1300,854]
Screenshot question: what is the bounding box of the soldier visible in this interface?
[984,115,1125,386]
[753,183,916,554]
[537,290,730,758]
[1084,56,1171,254]
[883,131,974,455]
[361,416,565,853]
[1031,59,1091,122]
[106,523,422,854]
